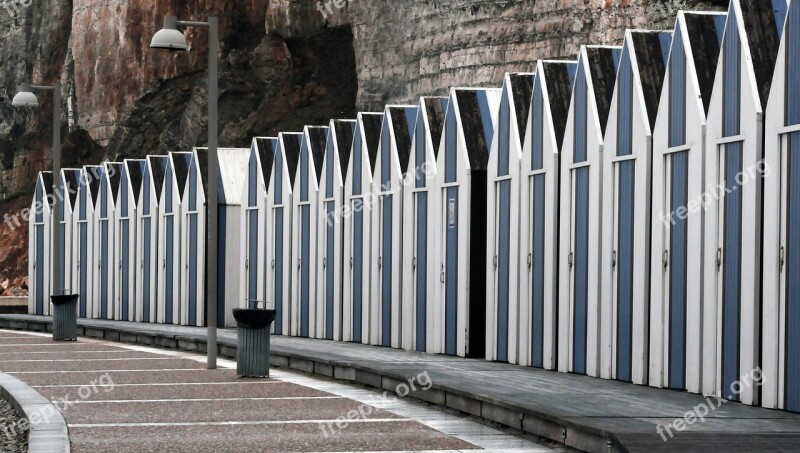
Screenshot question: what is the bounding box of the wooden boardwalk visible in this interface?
[2,314,800,452]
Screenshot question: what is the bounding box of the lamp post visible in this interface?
[13,82,64,297]
[151,15,219,369]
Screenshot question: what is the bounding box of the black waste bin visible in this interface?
[233,308,276,377]
[51,294,79,341]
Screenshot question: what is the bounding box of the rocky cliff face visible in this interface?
[0,0,723,291]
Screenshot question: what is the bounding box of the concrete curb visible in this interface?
[0,315,620,452]
[0,371,70,453]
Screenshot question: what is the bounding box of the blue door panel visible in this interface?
[786,133,800,411]
[722,142,743,400]
[35,225,44,315]
[326,201,335,340]
[445,187,459,355]
[353,208,364,342]
[381,195,393,346]
[248,211,258,306]
[531,174,545,368]
[143,218,151,322]
[121,220,130,320]
[497,180,511,361]
[274,208,284,334]
[189,213,198,325]
[416,193,428,352]
[573,167,590,374]
[669,151,689,389]
[217,207,227,328]
[301,205,310,337]
[616,160,635,382]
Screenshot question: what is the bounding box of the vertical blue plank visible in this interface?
[249,150,257,207]
[274,147,283,204]
[300,142,309,202]
[274,208,284,334]
[498,91,510,176]
[381,195,393,346]
[722,142,743,400]
[248,210,258,306]
[121,219,129,320]
[445,106,457,183]
[217,206,227,328]
[326,201,335,340]
[617,48,634,157]
[531,174,545,367]
[722,9,741,137]
[786,133,800,411]
[532,77,544,171]
[79,184,87,318]
[445,188,459,355]
[787,1,800,126]
[669,151,689,388]
[79,222,87,318]
[669,32,687,147]
[35,225,44,314]
[300,205,310,337]
[573,167,590,374]
[616,160,635,382]
[353,208,364,342]
[415,193,428,352]
[415,114,426,188]
[497,180,511,361]
[381,116,391,187]
[189,212,198,325]
[100,177,109,319]
[143,217,151,322]
[165,168,174,325]
[574,64,588,163]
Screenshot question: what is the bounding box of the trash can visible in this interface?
[51,294,79,341]
[233,308,276,377]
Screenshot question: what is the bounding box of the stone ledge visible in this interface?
[0,371,70,453]
[0,315,622,453]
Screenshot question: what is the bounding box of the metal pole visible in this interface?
[206,16,219,369]
[52,83,62,295]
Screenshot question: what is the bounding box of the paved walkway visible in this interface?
[0,328,556,452]
[2,315,800,452]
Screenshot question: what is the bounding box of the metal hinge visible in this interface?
[493,255,498,269]
[611,251,617,269]
[378,257,382,270]
[245,259,249,270]
[716,248,723,270]
[322,257,327,269]
[527,253,532,269]
[349,257,353,269]
[780,245,785,271]
[568,252,574,269]
[271,259,275,269]
[412,257,417,271]
[297,259,301,270]
[440,264,445,283]
[663,250,669,271]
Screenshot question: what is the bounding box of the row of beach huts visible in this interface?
[27,0,800,412]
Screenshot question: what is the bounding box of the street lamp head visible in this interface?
[151,15,188,51]
[12,83,39,107]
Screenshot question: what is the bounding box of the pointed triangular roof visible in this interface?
[281,133,303,188]
[509,73,535,144]
[147,156,168,198]
[423,97,448,159]
[62,169,81,208]
[629,31,672,130]
[684,12,726,115]
[306,126,329,182]
[125,160,145,204]
[86,166,102,205]
[106,163,123,203]
[254,137,277,189]
[388,106,418,173]
[170,152,192,198]
[454,89,500,170]
[332,120,356,179]
[218,148,249,205]
[541,61,577,150]
[585,46,622,132]
[361,113,384,172]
